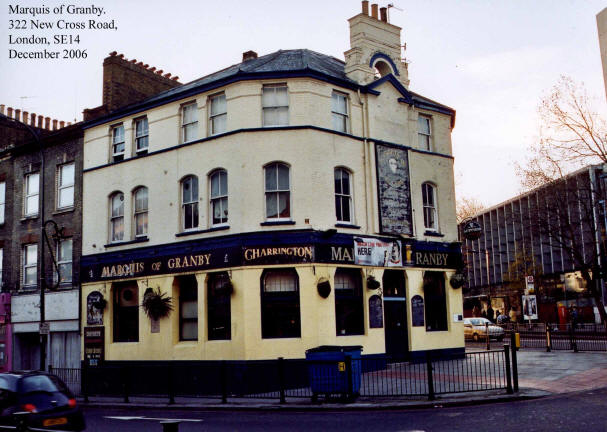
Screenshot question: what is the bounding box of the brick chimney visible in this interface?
[84,51,183,120]
[242,50,258,62]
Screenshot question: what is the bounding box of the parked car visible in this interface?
[464,318,505,341]
[0,371,85,431]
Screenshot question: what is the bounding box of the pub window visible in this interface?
[423,271,448,332]
[261,269,300,339]
[113,281,139,342]
[177,275,198,341]
[334,268,364,336]
[207,272,231,340]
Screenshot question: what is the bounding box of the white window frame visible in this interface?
[111,124,125,161]
[0,181,5,224]
[262,84,289,127]
[334,168,353,223]
[133,187,148,238]
[209,93,227,136]
[210,170,228,226]
[134,117,149,154]
[57,162,75,210]
[181,176,199,231]
[110,192,125,242]
[24,172,39,217]
[418,115,432,151]
[22,243,37,288]
[264,163,291,221]
[422,182,438,231]
[55,238,72,285]
[331,91,349,133]
[182,103,198,143]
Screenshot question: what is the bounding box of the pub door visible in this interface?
[383,270,409,360]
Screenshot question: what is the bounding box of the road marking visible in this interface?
[104,416,202,422]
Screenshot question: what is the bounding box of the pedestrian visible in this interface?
[487,305,494,322]
[509,307,517,323]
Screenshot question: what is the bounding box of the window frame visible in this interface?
[261,269,301,339]
[55,237,72,285]
[113,282,139,343]
[264,162,291,221]
[181,102,198,143]
[133,187,148,238]
[57,162,75,210]
[334,268,364,336]
[418,114,432,151]
[134,117,149,155]
[422,182,438,231]
[24,172,40,217]
[424,271,448,332]
[111,124,125,162]
[262,84,289,127]
[181,176,199,231]
[209,93,227,136]
[110,192,125,243]
[209,170,228,227]
[207,272,231,341]
[178,275,198,342]
[334,168,353,223]
[0,181,5,224]
[22,243,38,289]
[331,91,349,133]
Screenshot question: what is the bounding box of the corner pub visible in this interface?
[80,2,465,373]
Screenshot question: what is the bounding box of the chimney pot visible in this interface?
[109,51,117,56]
[371,3,378,18]
[0,105,5,115]
[171,76,179,81]
[130,59,137,63]
[143,64,149,68]
[60,121,65,128]
[14,109,21,122]
[7,107,13,118]
[30,113,36,124]
[380,7,387,22]
[23,111,29,124]
[149,67,156,72]
[164,73,171,78]
[52,119,58,130]
[242,50,258,62]
[118,53,124,58]
[137,61,143,66]
[37,115,44,128]
[156,69,163,75]
[44,117,50,130]
[362,0,369,15]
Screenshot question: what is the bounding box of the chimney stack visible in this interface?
[371,3,378,19]
[52,119,58,130]
[37,115,44,128]
[242,50,258,62]
[380,7,387,22]
[59,121,65,128]
[44,117,50,129]
[30,113,36,125]
[22,111,29,125]
[6,108,13,119]
[362,1,369,15]
[14,109,21,122]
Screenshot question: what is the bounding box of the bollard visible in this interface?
[486,322,490,351]
[546,326,551,352]
[569,324,579,353]
[160,420,181,432]
[426,351,435,401]
[503,345,513,394]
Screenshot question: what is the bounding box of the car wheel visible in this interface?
[473,333,479,342]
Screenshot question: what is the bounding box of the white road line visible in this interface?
[104,416,202,422]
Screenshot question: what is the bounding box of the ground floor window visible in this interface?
[424,271,448,331]
[113,281,139,342]
[177,275,198,341]
[334,268,364,336]
[261,269,300,338]
[208,272,231,340]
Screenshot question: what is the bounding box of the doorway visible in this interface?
[383,270,409,360]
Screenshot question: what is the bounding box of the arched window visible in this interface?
[110,192,124,242]
[334,168,353,223]
[181,176,199,230]
[422,182,437,231]
[261,269,300,338]
[209,170,228,226]
[264,163,290,220]
[334,268,364,336]
[133,187,148,238]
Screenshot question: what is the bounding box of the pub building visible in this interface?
[80,2,464,369]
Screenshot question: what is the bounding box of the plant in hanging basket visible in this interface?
[450,272,466,289]
[141,287,173,321]
[317,278,331,298]
[366,275,380,290]
[92,297,107,310]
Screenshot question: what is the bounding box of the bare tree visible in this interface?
[456,196,485,224]
[517,76,607,326]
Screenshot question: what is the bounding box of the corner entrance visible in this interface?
[383,270,409,360]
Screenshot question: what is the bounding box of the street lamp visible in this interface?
[0,113,63,370]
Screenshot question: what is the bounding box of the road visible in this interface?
[82,388,607,431]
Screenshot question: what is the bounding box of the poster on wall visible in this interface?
[522,295,538,320]
[369,295,384,328]
[86,291,104,325]
[84,326,105,367]
[411,295,425,327]
[375,144,413,236]
[354,237,402,267]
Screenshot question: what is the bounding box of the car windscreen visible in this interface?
[19,375,61,393]
[0,376,16,392]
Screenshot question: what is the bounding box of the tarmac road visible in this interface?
[82,387,607,432]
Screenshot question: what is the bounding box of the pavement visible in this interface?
[79,349,607,411]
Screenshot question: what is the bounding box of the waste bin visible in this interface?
[305,345,362,401]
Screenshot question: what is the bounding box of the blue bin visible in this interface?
[305,345,362,399]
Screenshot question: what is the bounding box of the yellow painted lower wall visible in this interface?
[81,265,464,361]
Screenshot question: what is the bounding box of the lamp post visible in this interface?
[0,113,62,370]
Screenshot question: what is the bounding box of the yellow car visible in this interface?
[464,318,505,341]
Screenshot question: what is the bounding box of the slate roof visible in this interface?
[85,49,454,128]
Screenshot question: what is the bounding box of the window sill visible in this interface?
[336,333,364,337]
[424,230,444,237]
[260,220,296,226]
[53,207,74,216]
[20,215,39,222]
[335,223,360,229]
[175,226,230,237]
[104,237,149,248]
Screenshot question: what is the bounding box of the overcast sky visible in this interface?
[2,0,606,208]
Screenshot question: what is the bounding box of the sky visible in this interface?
[2,0,606,208]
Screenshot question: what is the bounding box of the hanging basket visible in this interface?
[317,278,331,298]
[367,275,380,290]
[450,272,466,289]
[92,297,107,310]
[142,287,173,321]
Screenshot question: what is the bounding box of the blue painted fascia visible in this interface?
[368,52,400,76]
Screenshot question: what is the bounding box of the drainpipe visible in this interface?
[358,89,374,233]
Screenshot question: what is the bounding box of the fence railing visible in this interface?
[75,347,515,403]
[48,366,81,395]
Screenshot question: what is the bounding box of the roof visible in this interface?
[85,49,455,128]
